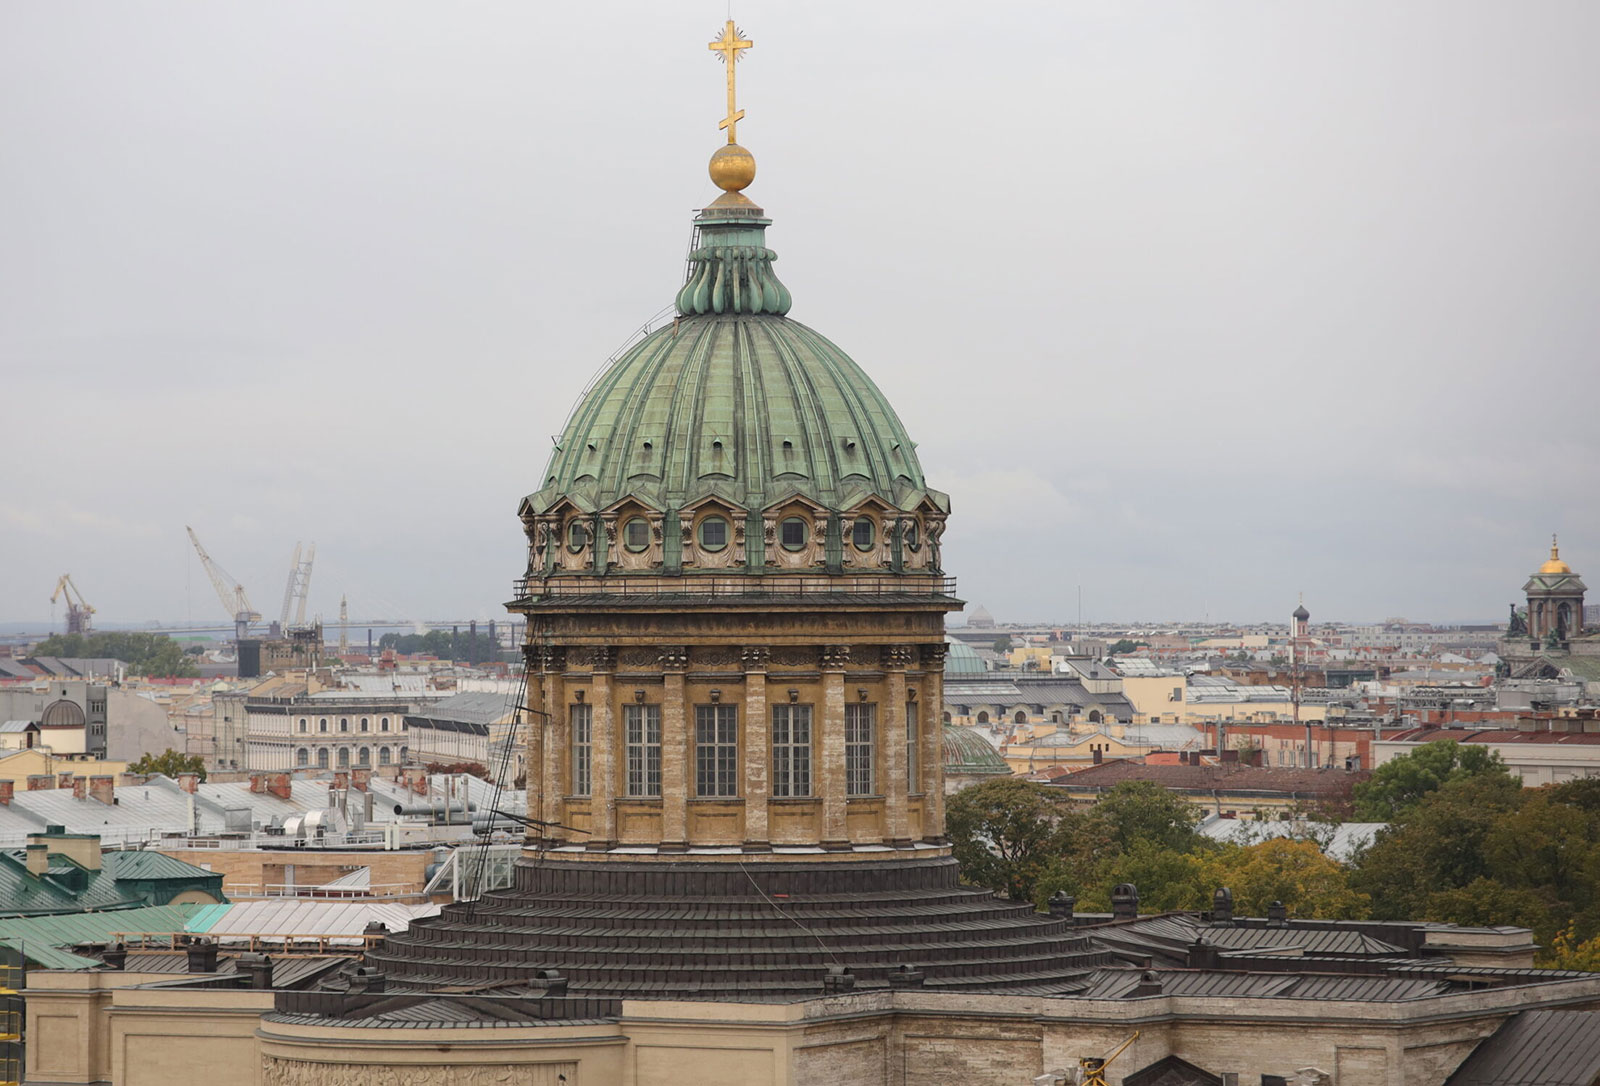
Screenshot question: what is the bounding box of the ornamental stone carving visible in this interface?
[586,646,617,672]
[693,646,742,668]
[921,643,948,668]
[261,1058,577,1086]
[882,645,915,670]
[741,646,771,670]
[527,645,566,675]
[820,644,851,670]
[617,647,658,670]
[658,646,690,671]
[768,646,817,668]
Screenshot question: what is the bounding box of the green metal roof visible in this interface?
[0,903,206,970]
[521,202,945,520]
[942,724,1011,776]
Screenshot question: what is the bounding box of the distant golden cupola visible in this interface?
[1541,535,1572,575]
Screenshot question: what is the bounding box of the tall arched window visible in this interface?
[296,748,309,767]
[318,718,328,733]
[337,747,350,768]
[358,747,370,766]
[360,717,370,732]
[316,748,330,768]
[298,718,308,733]
[339,717,350,733]
[1013,710,1027,724]
[379,747,391,765]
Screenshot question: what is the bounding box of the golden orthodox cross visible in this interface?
[708,20,752,144]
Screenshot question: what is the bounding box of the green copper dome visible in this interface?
[521,200,948,521]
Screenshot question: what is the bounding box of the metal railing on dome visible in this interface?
[512,573,958,600]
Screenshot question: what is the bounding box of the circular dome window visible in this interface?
[699,516,729,552]
[567,520,591,553]
[780,517,808,550]
[623,517,650,552]
[851,517,875,552]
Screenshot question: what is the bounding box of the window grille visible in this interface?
[626,704,662,797]
[570,703,593,796]
[771,704,812,797]
[695,704,739,796]
[846,703,876,796]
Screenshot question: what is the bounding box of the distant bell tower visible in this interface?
[1291,598,1310,640]
[1525,536,1586,645]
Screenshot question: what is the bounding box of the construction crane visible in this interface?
[48,575,95,636]
[278,542,316,629]
[185,526,261,642]
[1079,1032,1139,1086]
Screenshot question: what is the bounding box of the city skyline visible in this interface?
[4,2,1597,627]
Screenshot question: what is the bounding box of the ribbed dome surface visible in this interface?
[523,315,934,517]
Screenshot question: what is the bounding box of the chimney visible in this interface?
[177,773,200,794]
[1212,887,1234,923]
[886,964,925,988]
[822,965,856,993]
[250,773,267,794]
[267,773,292,801]
[0,780,13,807]
[24,844,47,877]
[88,775,114,806]
[26,774,54,791]
[1267,901,1288,926]
[1047,891,1076,920]
[238,953,273,990]
[102,943,127,971]
[333,770,349,791]
[1186,938,1221,970]
[58,772,74,791]
[1111,883,1139,920]
[351,768,371,792]
[186,938,219,974]
[70,776,87,801]
[1131,970,1164,997]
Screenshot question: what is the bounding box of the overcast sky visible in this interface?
[4,2,1598,632]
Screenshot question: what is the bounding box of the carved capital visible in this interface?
[821,644,852,670]
[659,646,690,672]
[920,643,948,668]
[741,646,771,671]
[589,646,617,673]
[882,644,916,671]
[526,645,566,675]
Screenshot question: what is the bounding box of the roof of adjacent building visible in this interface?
[942,725,1011,776]
[943,637,987,677]
[1446,1009,1600,1085]
[1052,760,1367,797]
[1383,727,1600,746]
[1196,816,1385,862]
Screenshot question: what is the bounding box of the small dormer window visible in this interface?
[780,517,808,550]
[699,516,729,551]
[567,520,591,553]
[624,517,650,552]
[851,517,875,551]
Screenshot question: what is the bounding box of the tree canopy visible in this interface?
[1352,740,1512,820]
[377,630,504,664]
[31,632,198,678]
[128,749,207,782]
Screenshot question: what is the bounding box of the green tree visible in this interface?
[377,630,503,664]
[1086,781,1206,855]
[991,636,1013,655]
[1106,639,1149,656]
[1350,772,1525,920]
[127,749,207,782]
[32,632,198,678]
[1352,740,1512,821]
[1201,838,1369,919]
[946,778,1083,903]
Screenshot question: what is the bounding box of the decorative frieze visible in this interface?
[820,644,851,670]
[920,643,948,668]
[658,646,690,671]
[882,644,916,670]
[741,646,771,670]
[768,646,817,669]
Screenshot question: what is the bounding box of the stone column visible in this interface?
[921,643,948,842]
[537,646,566,843]
[659,646,689,852]
[742,646,771,849]
[882,645,914,846]
[820,644,850,849]
[523,651,545,838]
[588,647,617,849]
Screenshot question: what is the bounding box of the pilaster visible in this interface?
[537,646,566,844]
[882,645,914,846]
[742,646,771,848]
[659,646,689,851]
[921,642,947,842]
[588,647,617,849]
[820,644,850,849]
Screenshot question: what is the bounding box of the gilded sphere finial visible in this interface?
[709,143,756,192]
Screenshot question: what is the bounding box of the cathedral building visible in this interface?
[23,26,1600,1086]
[1500,537,1596,681]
